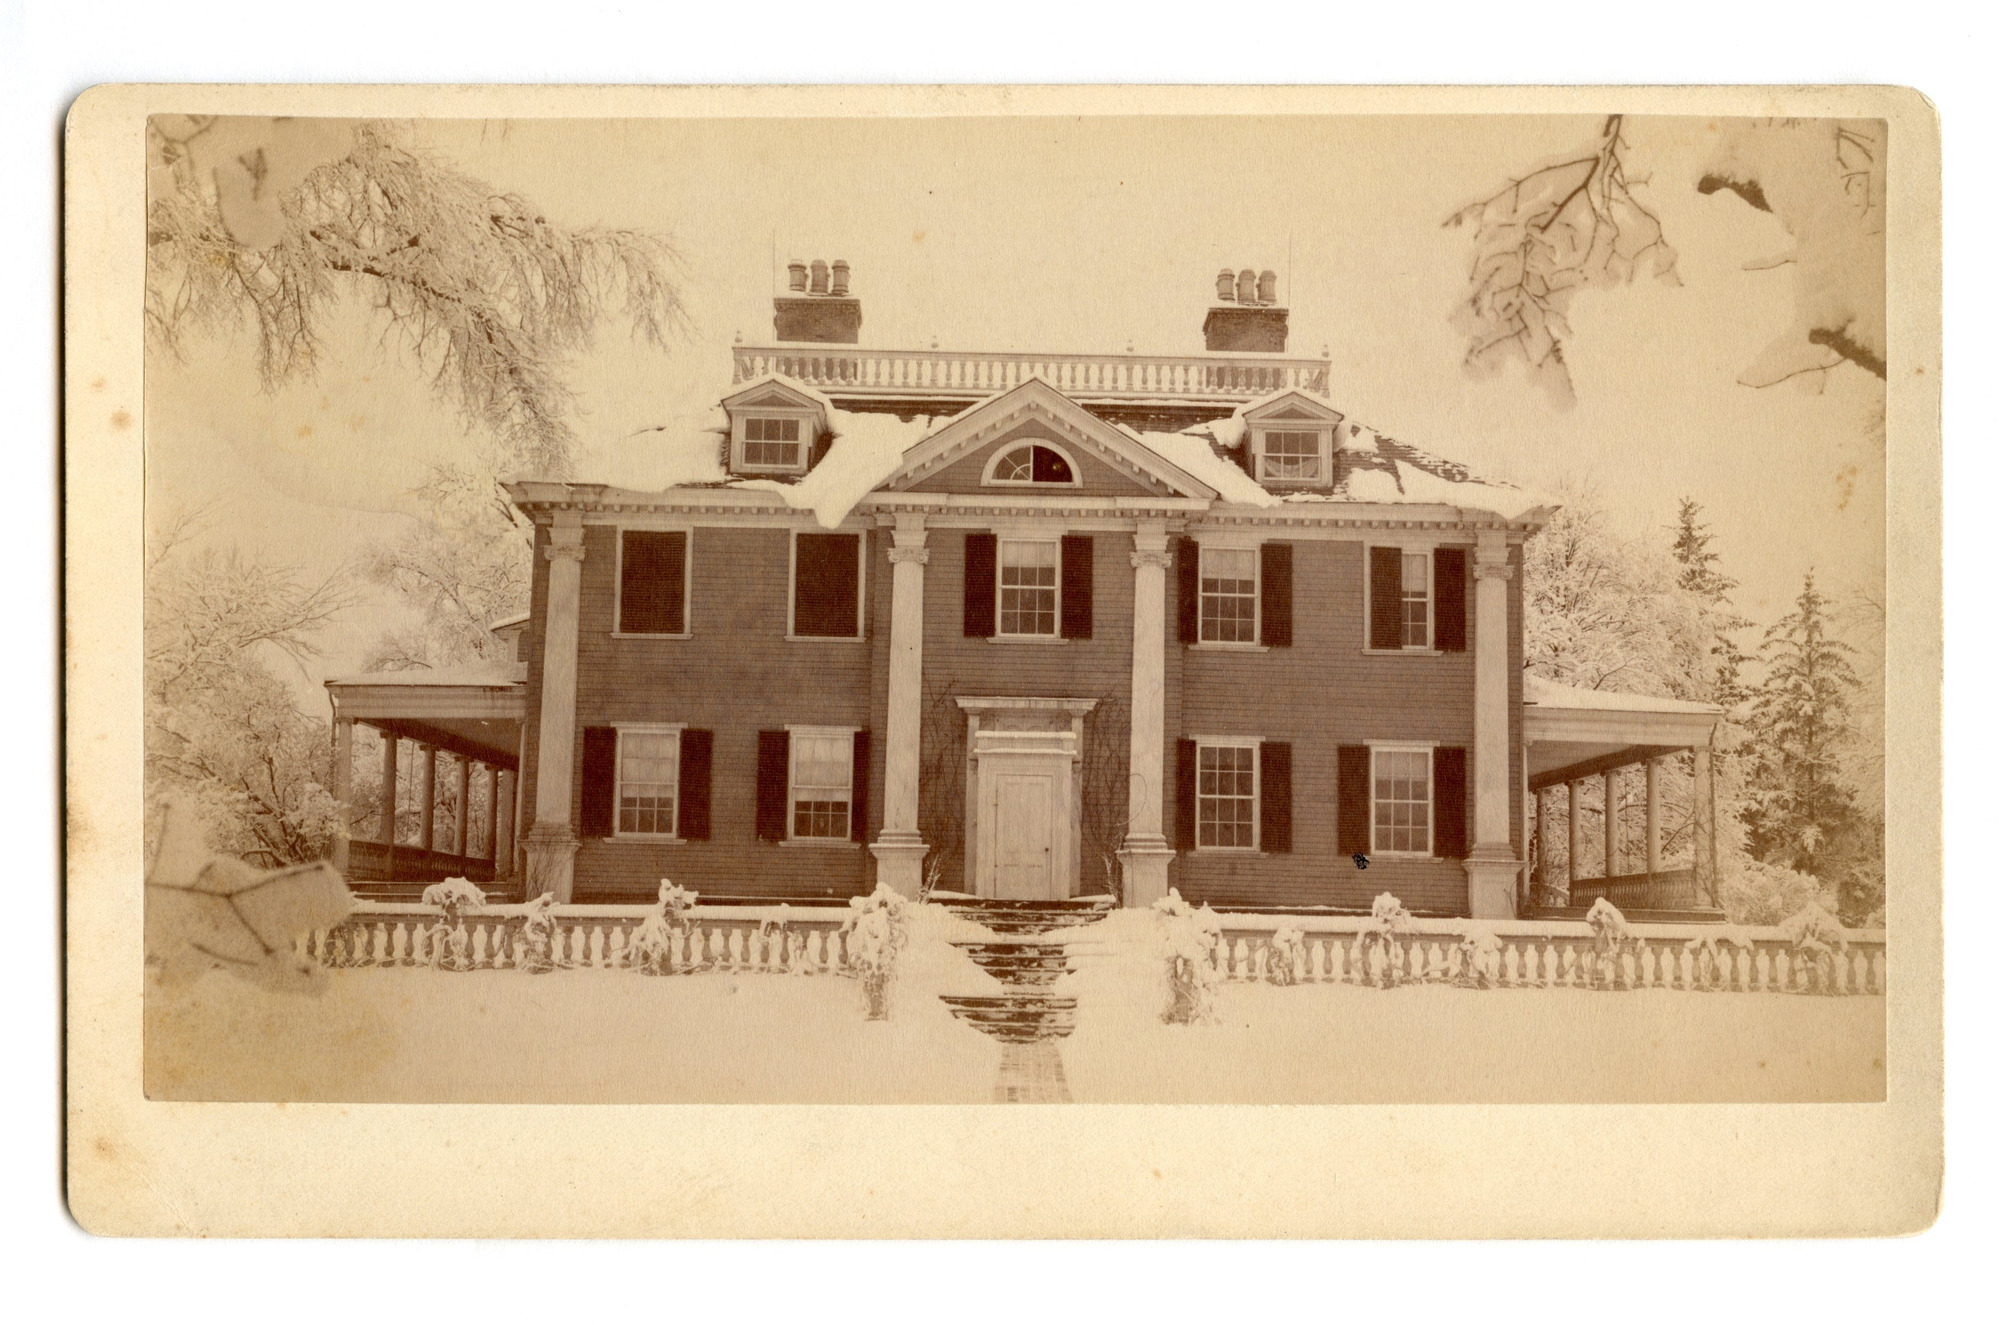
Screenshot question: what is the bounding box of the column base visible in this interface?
[523,824,580,904]
[1463,848,1521,920]
[869,832,929,899]
[1117,835,1176,909]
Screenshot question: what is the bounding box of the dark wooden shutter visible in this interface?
[963,532,997,638]
[1434,547,1468,652]
[677,729,713,840]
[1337,745,1372,856]
[579,727,618,838]
[755,730,790,842]
[1174,738,1199,851]
[619,530,686,635]
[1176,538,1201,643]
[1434,746,1468,859]
[1368,545,1403,650]
[1260,741,1292,853]
[1260,542,1293,648]
[794,532,861,637]
[849,729,871,843]
[1059,535,1094,639]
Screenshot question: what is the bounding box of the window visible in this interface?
[986,442,1077,486]
[790,730,854,839]
[1372,747,1431,855]
[998,539,1059,636]
[1199,546,1258,643]
[616,729,680,836]
[618,530,688,635]
[1260,429,1324,482]
[742,416,802,469]
[792,532,862,638]
[1401,551,1430,648]
[1197,741,1258,849]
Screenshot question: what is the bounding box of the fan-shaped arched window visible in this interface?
[984,442,1078,486]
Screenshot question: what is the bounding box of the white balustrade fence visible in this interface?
[733,346,1332,403]
[1210,917,1886,996]
[303,903,853,975]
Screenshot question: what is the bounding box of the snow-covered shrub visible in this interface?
[1265,923,1309,987]
[1720,856,1835,927]
[1584,896,1634,989]
[841,883,911,1019]
[1154,888,1224,1023]
[1354,892,1414,988]
[514,891,564,974]
[1779,900,1849,993]
[419,877,486,971]
[1452,927,1506,989]
[1683,927,1756,991]
[626,878,698,976]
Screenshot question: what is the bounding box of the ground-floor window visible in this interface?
[616,728,680,836]
[1197,740,1258,849]
[790,728,855,839]
[1372,745,1432,855]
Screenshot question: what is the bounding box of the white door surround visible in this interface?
[958,697,1097,901]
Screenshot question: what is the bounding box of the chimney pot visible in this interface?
[786,260,808,293]
[809,260,829,295]
[1235,269,1258,306]
[829,259,850,297]
[1258,270,1278,305]
[1216,268,1236,302]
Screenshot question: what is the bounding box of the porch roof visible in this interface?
[1523,675,1724,792]
[325,665,526,770]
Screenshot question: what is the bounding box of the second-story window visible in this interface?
[1199,546,1258,643]
[1401,551,1431,648]
[1260,430,1324,482]
[618,530,688,636]
[998,539,1059,636]
[742,416,802,469]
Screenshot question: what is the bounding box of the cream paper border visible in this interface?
[64,83,1942,1238]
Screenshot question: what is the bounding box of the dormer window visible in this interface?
[1252,426,1332,485]
[984,441,1079,486]
[743,417,802,470]
[721,378,828,478]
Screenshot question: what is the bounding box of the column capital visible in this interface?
[544,510,587,561]
[888,544,930,565]
[544,540,586,563]
[1130,548,1172,570]
[888,511,929,548]
[1132,522,1172,555]
[1473,559,1514,581]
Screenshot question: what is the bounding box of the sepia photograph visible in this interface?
[133,108,1893,1108]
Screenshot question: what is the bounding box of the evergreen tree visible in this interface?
[1669,497,1753,707]
[1743,571,1871,916]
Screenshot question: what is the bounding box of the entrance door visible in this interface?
[992,772,1057,900]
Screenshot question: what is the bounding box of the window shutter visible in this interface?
[1434,547,1468,652]
[794,532,861,637]
[1176,538,1201,643]
[619,530,687,635]
[1174,738,1199,851]
[1433,746,1469,859]
[678,729,713,840]
[1337,745,1371,856]
[849,729,871,843]
[1059,534,1094,639]
[579,727,618,838]
[1368,545,1403,650]
[755,730,790,842]
[1260,741,1292,853]
[963,532,997,637]
[1260,542,1293,647]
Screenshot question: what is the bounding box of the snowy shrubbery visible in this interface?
[1354,892,1414,988]
[514,891,564,974]
[841,884,911,1019]
[1683,928,1757,991]
[627,879,699,976]
[1722,856,1837,927]
[419,878,487,972]
[1155,889,1224,1023]
[1264,923,1308,987]
[1452,926,1506,989]
[1779,900,1849,993]
[1585,897,1636,988]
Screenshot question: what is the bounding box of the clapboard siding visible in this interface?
[903,422,1173,498]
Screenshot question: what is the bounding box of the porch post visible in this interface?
[1644,756,1662,879]
[524,510,586,901]
[1603,766,1621,879]
[417,744,437,852]
[1566,778,1582,896]
[1463,530,1520,918]
[1118,523,1176,908]
[494,770,517,880]
[330,715,353,874]
[870,513,929,895]
[1532,788,1546,889]
[1693,743,1716,906]
[378,734,399,845]
[453,755,472,857]
[485,763,501,860]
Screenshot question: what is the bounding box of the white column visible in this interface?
[524,511,586,901]
[1604,767,1622,878]
[417,743,437,852]
[494,769,517,880]
[1693,744,1715,906]
[453,754,472,857]
[1463,529,1520,918]
[1645,756,1663,878]
[330,715,353,874]
[1566,779,1583,895]
[485,762,501,861]
[1532,788,1546,891]
[378,733,399,846]
[1117,524,1175,908]
[870,513,930,895]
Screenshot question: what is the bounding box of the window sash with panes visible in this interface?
[1401,551,1431,648]
[743,416,802,468]
[1197,742,1258,849]
[617,730,680,836]
[1199,546,1258,643]
[1260,430,1323,481]
[998,540,1058,636]
[790,731,853,839]
[1372,747,1431,855]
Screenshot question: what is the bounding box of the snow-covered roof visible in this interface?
[326,665,525,689]
[1524,675,1723,716]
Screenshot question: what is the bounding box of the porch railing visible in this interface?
[304,903,853,975]
[1566,867,1703,912]
[345,840,497,888]
[1210,914,1886,995]
[732,345,1332,405]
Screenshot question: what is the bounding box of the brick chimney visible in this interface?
[773,256,862,344]
[1203,266,1288,353]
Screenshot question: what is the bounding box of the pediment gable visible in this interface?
[720,377,828,419]
[1241,390,1343,424]
[881,378,1217,500]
